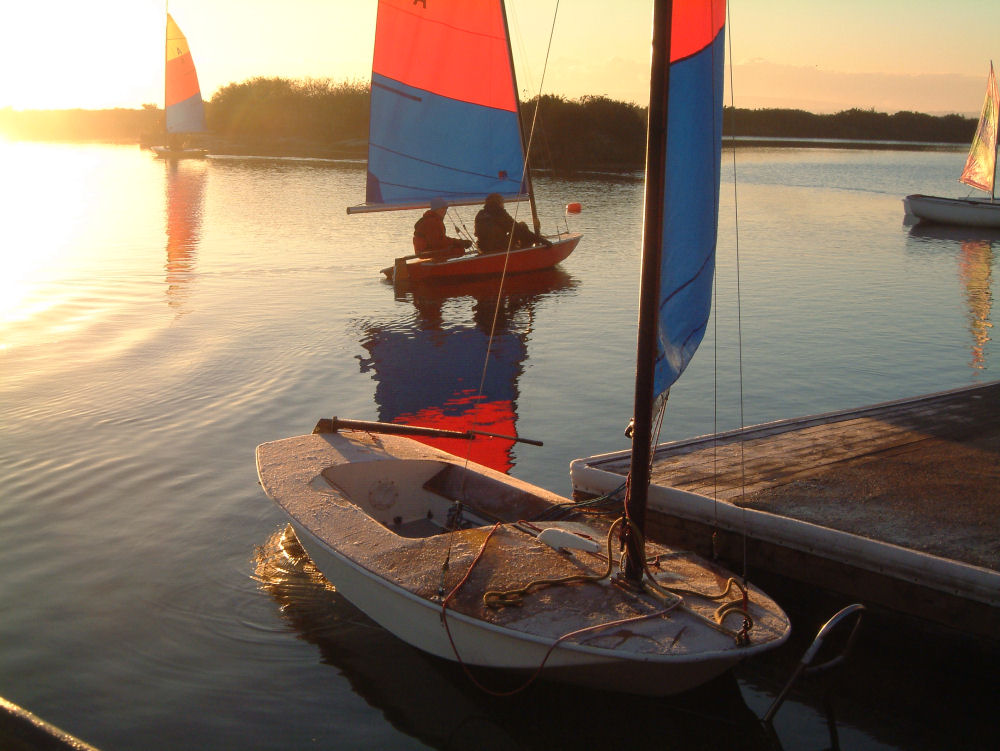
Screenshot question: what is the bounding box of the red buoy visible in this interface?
[566,202,582,214]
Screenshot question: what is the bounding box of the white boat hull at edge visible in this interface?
[903,194,1000,228]
[290,520,746,696]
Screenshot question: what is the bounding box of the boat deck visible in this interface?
[570,382,1000,638]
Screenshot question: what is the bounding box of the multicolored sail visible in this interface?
[350,0,528,213]
[959,61,998,196]
[165,13,206,134]
[653,0,726,397]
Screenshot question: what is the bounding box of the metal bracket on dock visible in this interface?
[762,603,865,746]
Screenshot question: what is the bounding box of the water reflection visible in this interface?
[907,224,996,372]
[357,269,578,473]
[958,239,994,369]
[253,526,772,751]
[163,161,206,311]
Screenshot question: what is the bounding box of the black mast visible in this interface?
[622,0,672,584]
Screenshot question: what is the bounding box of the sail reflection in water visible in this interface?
[908,223,996,372]
[357,271,576,472]
[958,239,994,369]
[163,162,206,309]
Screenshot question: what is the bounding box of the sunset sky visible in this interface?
[2,0,997,115]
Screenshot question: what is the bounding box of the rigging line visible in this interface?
[474,1,562,404]
[446,4,565,537]
[513,0,560,230]
[706,1,724,545]
[725,0,749,580]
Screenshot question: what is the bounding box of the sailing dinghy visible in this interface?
[257,0,790,696]
[152,14,208,160]
[348,0,582,283]
[904,62,999,228]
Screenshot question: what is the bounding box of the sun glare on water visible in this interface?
[0,142,104,347]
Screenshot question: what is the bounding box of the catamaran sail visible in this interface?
[152,13,207,159]
[165,13,206,135]
[903,61,999,227]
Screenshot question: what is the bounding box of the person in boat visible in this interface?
[474,193,550,253]
[412,197,471,259]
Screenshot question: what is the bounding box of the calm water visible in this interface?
[1,140,995,750]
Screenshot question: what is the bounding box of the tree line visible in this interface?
[0,76,978,169]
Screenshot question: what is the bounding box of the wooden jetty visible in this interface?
[570,382,1000,641]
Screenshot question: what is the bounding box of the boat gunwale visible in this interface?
[905,193,999,208]
[404,232,582,281]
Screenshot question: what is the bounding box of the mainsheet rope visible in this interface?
[723,0,750,581]
[438,516,754,696]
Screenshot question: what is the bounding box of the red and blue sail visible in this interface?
[354,0,528,212]
[165,14,206,134]
[653,0,726,397]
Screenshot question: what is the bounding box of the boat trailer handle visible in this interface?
[313,417,543,446]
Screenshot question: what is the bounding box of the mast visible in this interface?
[163,12,169,134]
[500,1,542,235]
[987,60,997,201]
[623,0,672,584]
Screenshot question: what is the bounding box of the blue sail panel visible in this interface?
[164,14,205,134]
[166,93,206,134]
[365,73,526,208]
[653,22,725,397]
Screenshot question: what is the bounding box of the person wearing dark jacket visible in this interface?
[474,193,548,253]
[412,197,471,258]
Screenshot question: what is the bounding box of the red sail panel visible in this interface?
[165,53,201,107]
[671,0,726,61]
[372,0,517,112]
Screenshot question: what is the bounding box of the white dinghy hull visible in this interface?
[257,427,790,697]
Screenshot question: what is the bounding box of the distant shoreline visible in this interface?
[0,133,968,172]
[724,136,966,151]
[1,90,975,170]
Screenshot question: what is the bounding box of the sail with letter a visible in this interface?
[165,14,206,134]
[652,0,726,397]
[350,0,528,213]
